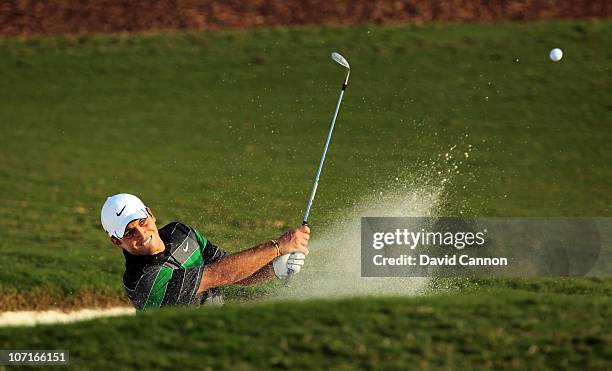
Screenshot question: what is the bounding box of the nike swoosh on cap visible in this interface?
[116,205,127,216]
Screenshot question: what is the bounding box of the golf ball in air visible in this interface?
[549,48,563,62]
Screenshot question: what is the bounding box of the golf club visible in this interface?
[284,52,351,288]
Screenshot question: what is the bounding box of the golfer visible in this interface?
[101,193,309,310]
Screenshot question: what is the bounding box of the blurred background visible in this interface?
[1,0,610,36]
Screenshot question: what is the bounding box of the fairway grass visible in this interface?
[1,288,610,370]
[0,21,611,305]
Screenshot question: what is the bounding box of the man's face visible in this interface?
[110,208,165,256]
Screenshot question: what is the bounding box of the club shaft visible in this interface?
[285,83,347,288]
[302,87,346,223]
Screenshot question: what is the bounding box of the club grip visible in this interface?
[284,221,308,288]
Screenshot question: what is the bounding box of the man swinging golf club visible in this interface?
[101,52,349,309]
[101,193,309,310]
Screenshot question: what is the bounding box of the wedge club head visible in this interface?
[331,52,350,86]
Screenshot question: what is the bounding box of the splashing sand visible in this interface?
[275,185,443,299]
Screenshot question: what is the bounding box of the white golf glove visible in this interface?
[273,252,306,278]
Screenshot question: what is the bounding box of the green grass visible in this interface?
[1,288,610,370]
[0,21,611,299]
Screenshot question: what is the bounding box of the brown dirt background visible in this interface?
[1,0,610,37]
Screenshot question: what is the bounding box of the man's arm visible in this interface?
[234,263,275,287]
[198,225,309,292]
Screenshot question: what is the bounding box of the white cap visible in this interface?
[101,193,148,239]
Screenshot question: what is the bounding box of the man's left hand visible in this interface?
[273,252,306,277]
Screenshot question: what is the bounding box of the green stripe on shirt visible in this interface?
[182,229,207,268]
[194,229,207,249]
[143,267,173,309]
[144,229,208,309]
[183,248,204,268]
